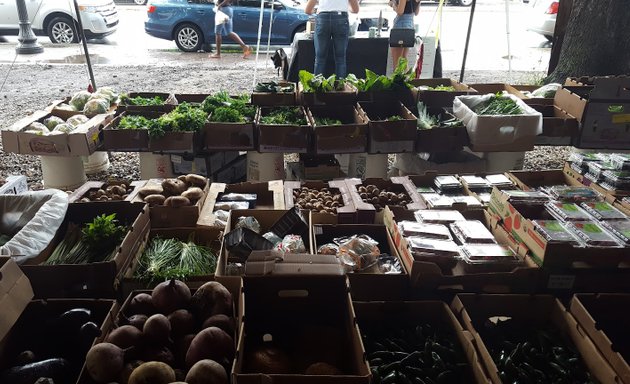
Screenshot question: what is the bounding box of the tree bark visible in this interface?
[547,0,630,83]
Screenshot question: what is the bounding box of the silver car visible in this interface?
[527,0,557,41]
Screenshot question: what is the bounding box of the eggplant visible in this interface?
[53,308,92,330]
[0,358,71,384]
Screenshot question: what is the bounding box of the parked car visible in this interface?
[430,0,473,7]
[0,0,119,43]
[527,0,557,41]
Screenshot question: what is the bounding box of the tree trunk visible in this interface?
[547,0,630,83]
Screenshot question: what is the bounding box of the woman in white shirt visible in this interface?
[305,0,360,77]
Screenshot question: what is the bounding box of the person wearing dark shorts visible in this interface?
[210,0,252,59]
[305,0,360,78]
[390,0,420,68]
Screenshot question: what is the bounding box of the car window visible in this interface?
[189,0,213,4]
[237,0,261,7]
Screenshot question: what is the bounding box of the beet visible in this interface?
[175,334,196,368]
[86,342,126,383]
[128,361,175,384]
[142,345,175,366]
[168,309,196,337]
[129,293,156,316]
[190,282,233,319]
[127,314,148,330]
[143,314,171,345]
[185,327,235,369]
[152,279,191,315]
[106,325,143,349]
[201,314,235,336]
[186,359,228,384]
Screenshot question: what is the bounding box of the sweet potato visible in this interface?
[164,196,191,207]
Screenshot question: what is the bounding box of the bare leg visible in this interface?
[210,34,222,58]
[391,47,406,69]
[228,32,251,58]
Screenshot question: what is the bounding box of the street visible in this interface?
[0,0,550,73]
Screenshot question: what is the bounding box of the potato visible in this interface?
[185,174,207,188]
[181,187,204,202]
[162,179,187,196]
[138,185,163,197]
[164,196,191,207]
[111,185,126,196]
[177,175,188,183]
[144,194,166,206]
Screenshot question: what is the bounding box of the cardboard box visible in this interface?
[512,84,555,106]
[198,180,285,228]
[172,93,213,104]
[383,207,541,294]
[1,298,118,384]
[312,223,409,300]
[256,106,311,153]
[356,88,415,108]
[2,110,109,157]
[116,92,176,113]
[212,154,247,184]
[489,187,630,268]
[170,152,235,176]
[416,125,470,152]
[507,167,583,191]
[358,101,417,154]
[298,81,357,106]
[244,252,344,276]
[49,96,117,121]
[203,120,255,151]
[133,178,209,228]
[453,94,543,152]
[20,201,150,298]
[353,301,490,384]
[232,275,370,384]
[563,161,630,199]
[251,81,297,106]
[346,177,424,224]
[570,294,630,383]
[394,151,487,175]
[469,83,527,98]
[119,226,223,300]
[0,175,28,195]
[452,294,620,384]
[410,173,488,212]
[299,156,341,181]
[285,180,356,224]
[410,78,477,109]
[529,103,580,146]
[67,180,146,203]
[307,105,368,155]
[0,257,34,342]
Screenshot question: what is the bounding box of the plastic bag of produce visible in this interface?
[0,190,69,264]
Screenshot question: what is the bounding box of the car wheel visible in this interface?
[134,0,147,4]
[174,23,203,52]
[291,25,306,42]
[458,0,473,6]
[47,16,78,44]
[544,34,553,41]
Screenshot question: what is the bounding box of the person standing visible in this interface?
[390,0,420,68]
[305,0,360,78]
[210,0,252,59]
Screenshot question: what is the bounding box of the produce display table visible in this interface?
[286,32,389,82]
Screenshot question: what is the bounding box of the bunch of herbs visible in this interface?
[474,94,524,115]
[299,71,345,93]
[260,106,307,125]
[120,94,165,106]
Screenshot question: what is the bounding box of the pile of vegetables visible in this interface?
[22,113,90,136]
[117,103,208,138]
[0,307,104,384]
[259,107,307,125]
[473,94,524,115]
[313,117,342,126]
[85,280,235,384]
[135,236,217,282]
[254,81,294,93]
[56,87,118,117]
[201,92,255,123]
[78,181,133,202]
[45,213,128,265]
[482,319,595,383]
[363,322,471,384]
[298,71,346,93]
[346,58,414,92]
[120,94,166,106]
[417,102,462,130]
[138,174,207,208]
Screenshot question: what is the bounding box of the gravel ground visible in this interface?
[0,63,572,190]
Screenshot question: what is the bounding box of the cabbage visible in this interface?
[43,116,65,130]
[69,90,92,111]
[23,122,49,135]
[95,86,118,104]
[83,98,109,117]
[66,114,89,127]
[56,103,77,111]
[51,123,74,134]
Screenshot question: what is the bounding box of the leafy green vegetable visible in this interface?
[210,106,246,123]
[202,92,254,122]
[120,94,165,106]
[118,115,153,130]
[299,70,345,93]
[260,106,307,125]
[255,81,294,93]
[474,94,524,115]
[152,102,208,137]
[417,102,438,130]
[313,117,342,126]
[346,58,414,92]
[428,85,455,91]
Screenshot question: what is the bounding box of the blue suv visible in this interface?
[145,0,311,52]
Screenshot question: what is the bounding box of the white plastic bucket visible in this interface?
[40,156,87,191]
[347,153,388,179]
[82,151,110,175]
[484,151,525,173]
[247,151,284,182]
[139,152,175,179]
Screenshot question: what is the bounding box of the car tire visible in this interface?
[134,0,148,4]
[544,34,553,42]
[47,16,79,44]
[457,0,473,6]
[291,25,306,42]
[174,23,204,52]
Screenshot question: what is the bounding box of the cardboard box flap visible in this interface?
[0,257,34,341]
[555,87,587,121]
[591,77,630,101]
[245,252,344,276]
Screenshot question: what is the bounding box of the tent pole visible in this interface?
[266,1,274,68]
[253,0,266,87]
[504,0,512,81]
[459,0,476,83]
[72,0,96,91]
